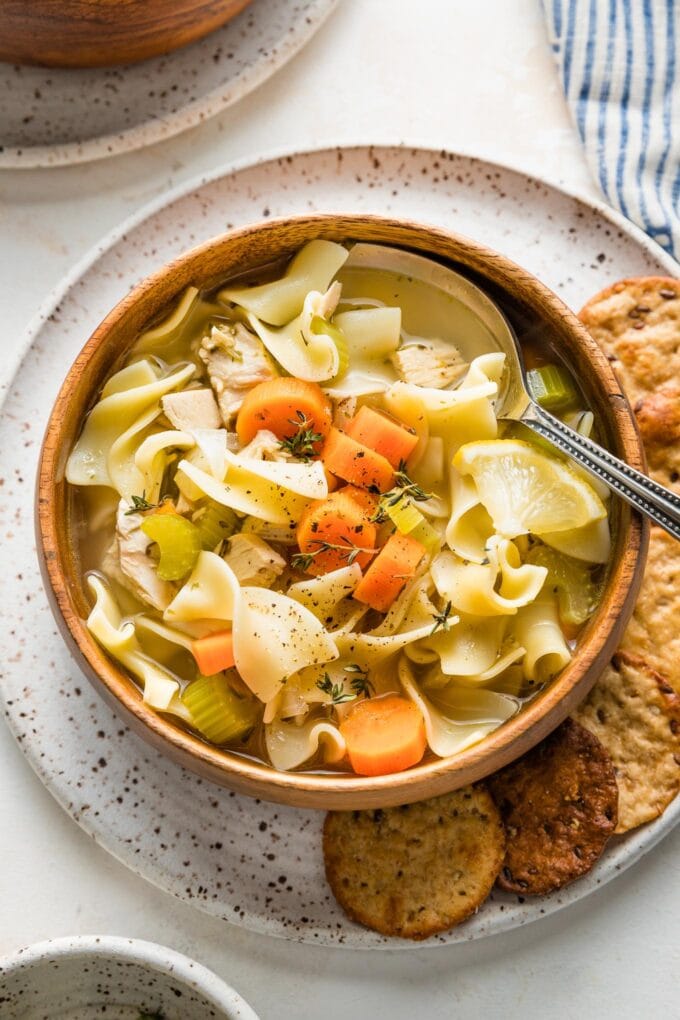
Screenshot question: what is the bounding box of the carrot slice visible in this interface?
[235,378,333,447]
[296,489,377,575]
[353,532,426,612]
[345,405,418,468]
[321,428,395,492]
[190,630,235,675]
[340,694,427,776]
[337,484,379,518]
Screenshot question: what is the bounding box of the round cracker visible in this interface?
[578,276,680,493]
[572,652,680,833]
[323,786,505,940]
[618,525,680,692]
[488,719,618,895]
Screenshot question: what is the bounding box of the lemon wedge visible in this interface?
[453,439,607,537]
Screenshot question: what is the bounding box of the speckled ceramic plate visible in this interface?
[0,0,337,168]
[1,146,678,949]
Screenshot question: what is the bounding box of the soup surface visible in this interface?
[68,241,609,776]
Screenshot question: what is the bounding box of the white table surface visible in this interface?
[1,2,678,1017]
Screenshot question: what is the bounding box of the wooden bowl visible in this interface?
[0,0,253,68]
[36,214,647,809]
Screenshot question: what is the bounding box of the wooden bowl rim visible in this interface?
[36,212,647,809]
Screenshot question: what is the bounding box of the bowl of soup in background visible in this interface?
[36,214,647,809]
[0,935,259,1018]
[0,0,253,68]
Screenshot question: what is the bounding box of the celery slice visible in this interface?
[140,513,202,581]
[385,497,424,535]
[408,518,442,555]
[197,502,239,551]
[527,544,602,626]
[182,673,260,744]
[527,364,580,413]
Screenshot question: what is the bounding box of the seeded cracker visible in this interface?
[323,786,505,939]
[578,276,680,493]
[572,652,680,833]
[488,719,618,895]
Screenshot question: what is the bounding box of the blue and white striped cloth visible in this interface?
[543,0,680,259]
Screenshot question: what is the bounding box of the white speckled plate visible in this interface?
[0,0,337,168]
[1,146,678,949]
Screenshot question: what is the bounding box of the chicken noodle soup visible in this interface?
[67,242,610,776]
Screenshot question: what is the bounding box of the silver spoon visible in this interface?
[343,243,680,540]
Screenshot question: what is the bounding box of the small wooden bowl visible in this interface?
[0,0,253,68]
[37,214,647,809]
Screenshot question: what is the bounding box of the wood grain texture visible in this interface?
[36,214,647,809]
[0,0,252,68]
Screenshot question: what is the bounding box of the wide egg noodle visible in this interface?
[430,540,547,617]
[514,593,572,682]
[66,361,195,489]
[413,614,512,677]
[287,564,363,621]
[537,516,611,564]
[232,586,339,704]
[333,306,401,359]
[133,429,195,503]
[445,469,495,562]
[86,574,191,722]
[175,454,322,524]
[264,716,346,772]
[246,285,342,382]
[107,405,163,499]
[398,657,498,757]
[220,240,349,326]
[164,551,240,623]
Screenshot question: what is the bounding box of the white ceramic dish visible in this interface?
[0,145,677,949]
[0,0,337,168]
[0,935,259,1018]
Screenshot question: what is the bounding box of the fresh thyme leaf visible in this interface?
[125,493,161,515]
[316,672,355,704]
[291,537,377,571]
[371,467,433,523]
[344,664,373,698]
[430,600,454,635]
[277,410,323,462]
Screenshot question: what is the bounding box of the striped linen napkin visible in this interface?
[543,0,680,259]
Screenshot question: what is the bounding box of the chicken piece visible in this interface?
[161,388,221,431]
[239,428,292,461]
[222,533,286,588]
[390,342,468,389]
[114,500,175,611]
[199,322,277,425]
[332,395,358,429]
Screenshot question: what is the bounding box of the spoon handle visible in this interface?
[520,402,680,541]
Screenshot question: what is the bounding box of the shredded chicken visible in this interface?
[332,395,358,429]
[222,533,286,588]
[161,387,221,431]
[199,322,277,425]
[390,342,468,389]
[239,428,292,462]
[113,500,175,611]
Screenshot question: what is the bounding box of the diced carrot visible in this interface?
[296,489,377,575]
[353,532,426,612]
[323,466,339,493]
[321,428,395,493]
[345,405,418,468]
[190,630,235,675]
[235,378,333,447]
[154,498,178,516]
[337,484,379,519]
[339,694,427,776]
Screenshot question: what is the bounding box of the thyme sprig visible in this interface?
[317,665,374,705]
[344,663,374,698]
[291,538,376,572]
[125,493,161,515]
[316,672,355,704]
[430,600,454,635]
[277,410,323,462]
[371,462,433,523]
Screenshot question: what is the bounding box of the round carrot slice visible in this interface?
[236,377,333,447]
[340,694,427,776]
